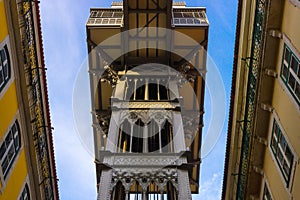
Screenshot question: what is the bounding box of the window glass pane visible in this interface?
[7,145,15,161]
[288,74,296,90]
[277,147,283,163]
[279,134,287,149]
[1,157,9,174]
[14,135,20,151]
[274,123,279,138]
[283,161,290,177]
[263,183,272,200]
[281,65,289,80]
[296,83,300,100]
[0,144,6,159]
[284,47,291,63]
[0,49,6,62]
[12,123,17,134]
[5,132,13,146]
[291,56,298,73]
[285,147,293,164]
[19,183,30,200]
[0,66,4,85]
[271,136,277,153]
[3,63,8,80]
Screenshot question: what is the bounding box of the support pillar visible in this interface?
[177,169,192,200]
[97,169,113,200]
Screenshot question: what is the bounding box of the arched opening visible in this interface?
[161,120,173,153]
[132,119,144,153]
[111,181,125,200]
[166,181,178,200]
[147,119,160,152]
[118,119,131,153]
[149,83,158,100]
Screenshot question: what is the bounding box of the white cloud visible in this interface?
[194,173,222,200]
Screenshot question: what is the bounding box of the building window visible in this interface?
[0,45,11,93]
[0,120,21,179]
[280,44,300,106]
[262,182,273,200]
[19,183,30,200]
[270,119,294,185]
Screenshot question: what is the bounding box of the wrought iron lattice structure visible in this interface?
[86,1,209,199]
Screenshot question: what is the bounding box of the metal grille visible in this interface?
[236,0,266,199]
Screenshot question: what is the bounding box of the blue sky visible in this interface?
[40,0,237,199]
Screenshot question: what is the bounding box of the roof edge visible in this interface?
[221,0,243,199]
[35,2,60,199]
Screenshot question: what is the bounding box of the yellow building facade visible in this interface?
[0,0,58,199]
[222,0,300,199]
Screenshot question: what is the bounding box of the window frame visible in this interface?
[260,178,274,200]
[0,41,11,94]
[0,120,21,180]
[280,43,300,107]
[268,114,297,191]
[18,182,31,200]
